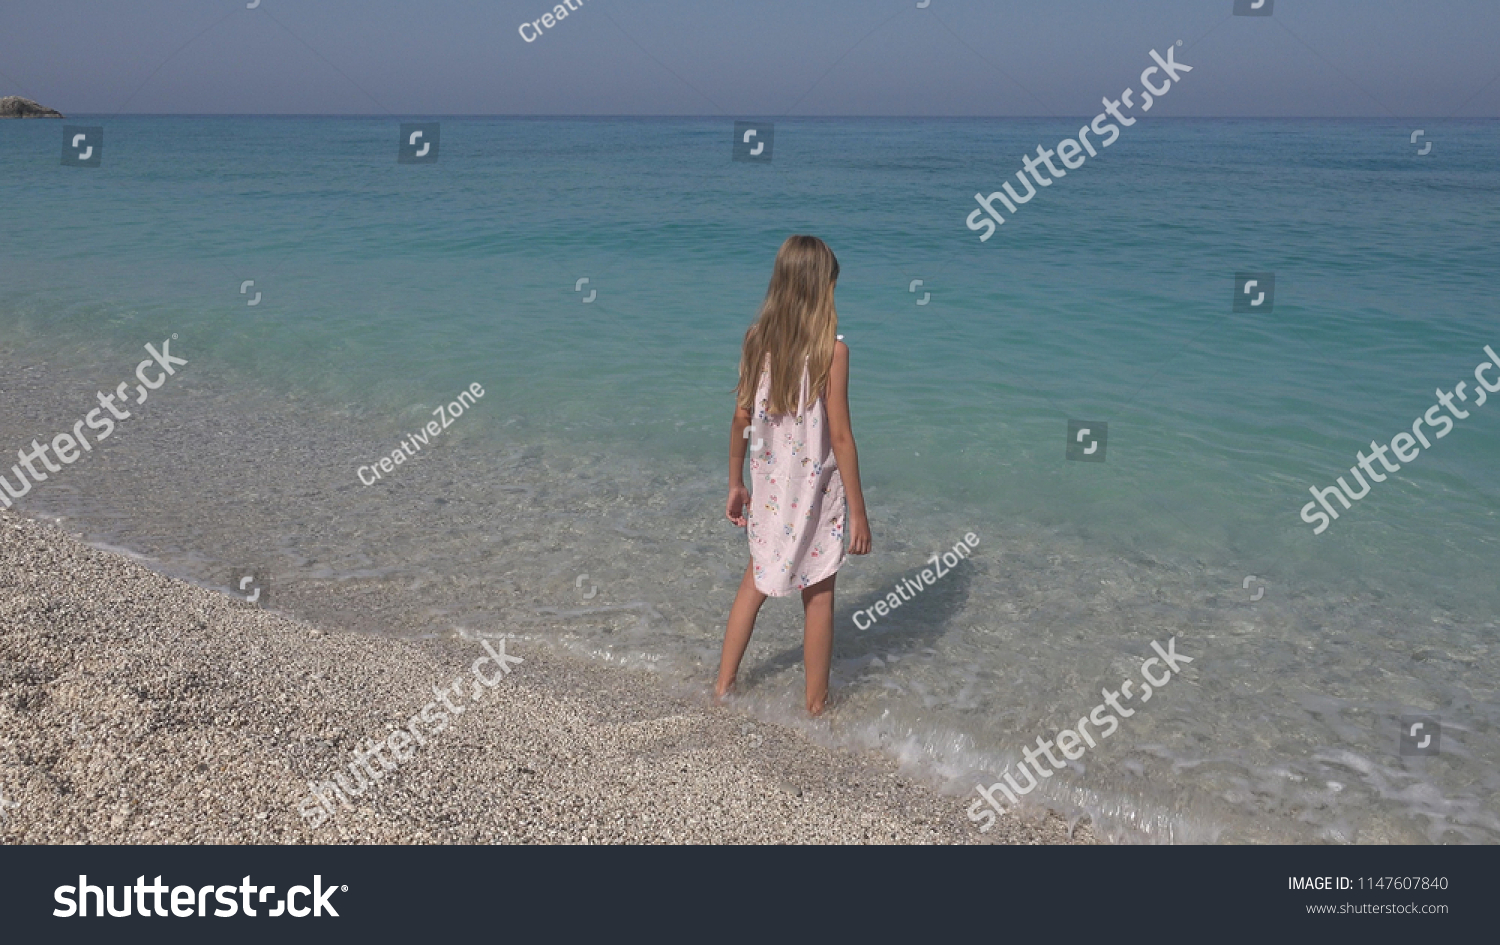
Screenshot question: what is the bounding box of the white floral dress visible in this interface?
[746,354,847,596]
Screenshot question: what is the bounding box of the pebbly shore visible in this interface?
[0,512,1092,845]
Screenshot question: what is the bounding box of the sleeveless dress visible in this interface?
[746,352,847,596]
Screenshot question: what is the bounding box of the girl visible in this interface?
[715,235,872,716]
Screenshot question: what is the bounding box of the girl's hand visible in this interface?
[726,482,751,527]
[848,512,872,555]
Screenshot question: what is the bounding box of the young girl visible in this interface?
[715,235,872,716]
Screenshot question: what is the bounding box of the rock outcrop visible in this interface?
[0,96,64,118]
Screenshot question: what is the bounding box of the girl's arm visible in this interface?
[824,340,872,555]
[727,403,753,527]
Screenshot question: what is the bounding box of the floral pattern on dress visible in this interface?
[744,356,847,597]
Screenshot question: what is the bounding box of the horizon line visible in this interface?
[22,113,1500,121]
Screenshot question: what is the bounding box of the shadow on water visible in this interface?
[737,558,975,696]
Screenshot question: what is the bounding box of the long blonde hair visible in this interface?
[736,235,840,416]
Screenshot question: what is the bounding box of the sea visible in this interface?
[2,115,1497,843]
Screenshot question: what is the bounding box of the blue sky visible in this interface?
[3,0,1498,117]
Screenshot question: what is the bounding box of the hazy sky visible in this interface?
[3,0,1498,117]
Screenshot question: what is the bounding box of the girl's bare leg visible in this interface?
[801,574,836,715]
[715,560,767,700]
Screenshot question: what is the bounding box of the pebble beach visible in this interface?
[0,512,1091,845]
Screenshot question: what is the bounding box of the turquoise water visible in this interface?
[3,116,1498,842]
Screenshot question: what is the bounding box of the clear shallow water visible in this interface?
[2,116,1498,843]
